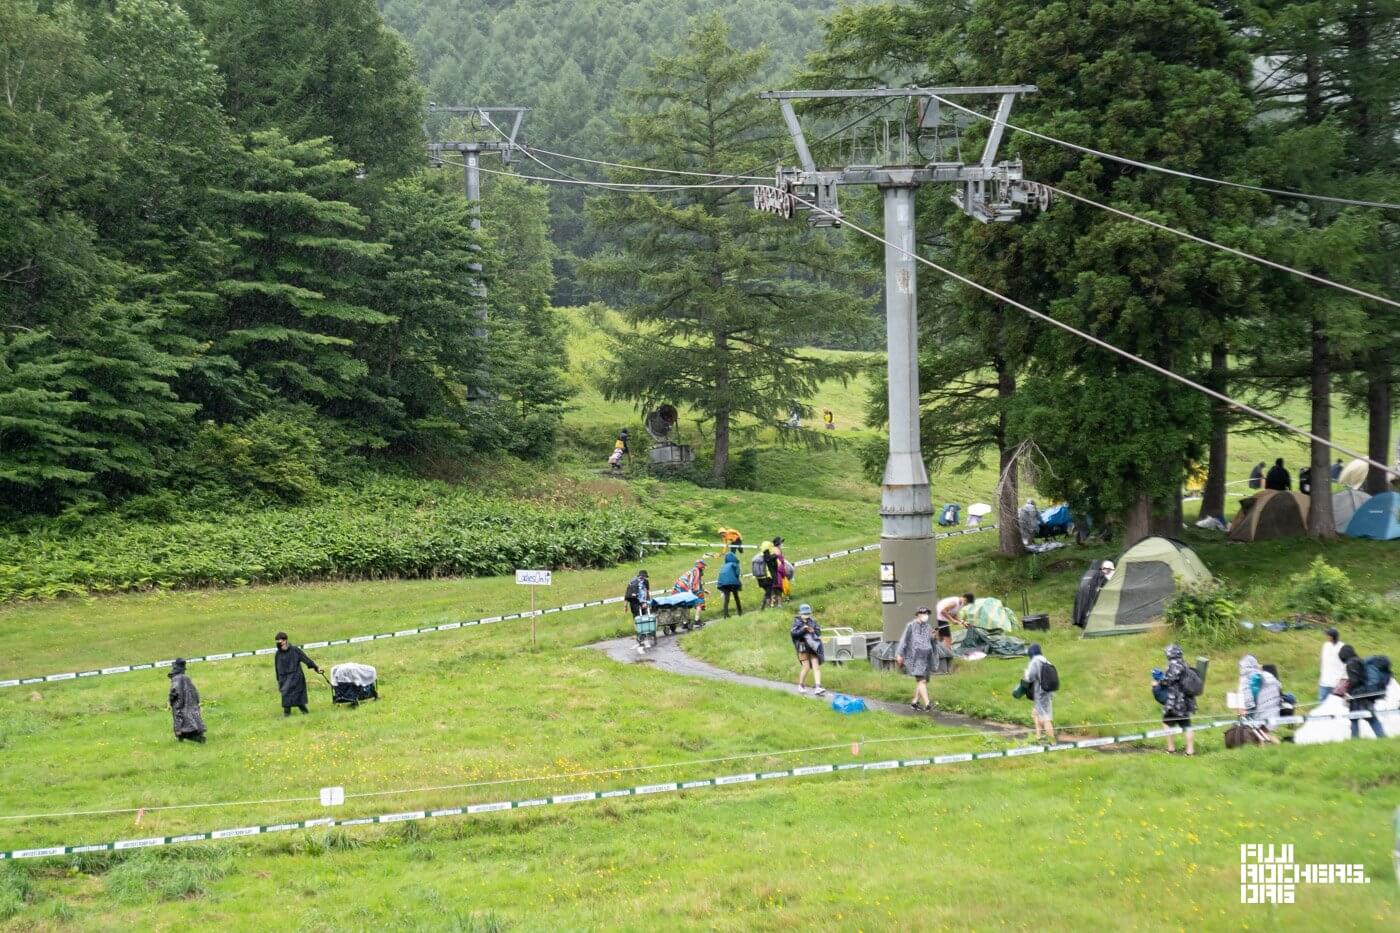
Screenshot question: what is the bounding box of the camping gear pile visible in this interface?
[938,503,962,527]
[651,591,703,635]
[329,663,379,707]
[952,625,1029,659]
[1079,537,1211,637]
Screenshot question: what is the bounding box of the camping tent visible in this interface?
[1083,537,1211,638]
[1337,458,1370,488]
[1331,488,1371,534]
[964,597,1017,633]
[1343,491,1400,541]
[1227,490,1309,542]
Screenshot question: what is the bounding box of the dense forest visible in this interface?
[378,0,861,300]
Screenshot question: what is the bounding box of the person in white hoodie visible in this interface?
[1317,628,1345,703]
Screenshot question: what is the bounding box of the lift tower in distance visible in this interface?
[425,105,528,398]
[753,86,1048,653]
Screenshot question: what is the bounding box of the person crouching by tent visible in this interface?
[716,551,743,617]
[896,606,937,711]
[1233,655,1282,743]
[673,559,706,624]
[1155,645,1196,756]
[1016,644,1057,744]
[790,604,825,696]
[168,658,206,743]
[274,632,322,716]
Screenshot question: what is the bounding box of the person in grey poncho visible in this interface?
[274,632,322,716]
[168,658,206,743]
[1157,644,1195,756]
[1020,643,1056,743]
[896,607,937,711]
[1233,654,1282,744]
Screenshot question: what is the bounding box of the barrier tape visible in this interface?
[0,527,998,690]
[2,707,1382,861]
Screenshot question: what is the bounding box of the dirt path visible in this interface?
[589,630,1019,734]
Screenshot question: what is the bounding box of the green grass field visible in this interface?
[1,314,1397,929]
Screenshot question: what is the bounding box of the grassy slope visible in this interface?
[2,313,1398,928]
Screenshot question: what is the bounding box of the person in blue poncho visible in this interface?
[716,551,744,617]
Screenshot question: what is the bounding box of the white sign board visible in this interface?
[320,786,345,806]
[515,569,552,586]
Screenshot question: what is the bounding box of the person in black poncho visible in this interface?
[274,632,321,716]
[168,658,206,743]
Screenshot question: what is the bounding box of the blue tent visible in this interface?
[1039,503,1072,536]
[1343,491,1400,541]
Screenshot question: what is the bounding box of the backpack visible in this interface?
[1362,655,1392,695]
[1179,665,1204,697]
[1037,660,1060,693]
[751,553,769,579]
[624,577,641,601]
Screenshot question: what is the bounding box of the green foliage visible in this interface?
[1164,580,1245,647]
[0,476,661,601]
[103,848,230,904]
[1283,556,1377,623]
[0,863,31,920]
[583,17,871,485]
[186,411,325,502]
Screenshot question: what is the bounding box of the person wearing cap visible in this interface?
[624,569,650,619]
[790,604,825,696]
[1022,643,1056,744]
[673,559,707,624]
[1100,560,1116,582]
[1318,628,1345,702]
[896,606,938,711]
[167,658,206,743]
[274,632,321,717]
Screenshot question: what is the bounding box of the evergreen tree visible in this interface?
[582,16,869,484]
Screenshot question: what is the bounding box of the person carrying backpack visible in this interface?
[623,570,650,619]
[751,547,773,609]
[1338,645,1389,739]
[1155,644,1198,756]
[716,551,743,617]
[1016,643,1057,744]
[1233,655,1282,744]
[790,604,825,696]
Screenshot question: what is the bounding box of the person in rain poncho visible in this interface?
[896,606,937,711]
[274,632,322,716]
[1233,655,1282,743]
[1020,643,1057,743]
[790,604,825,696]
[1157,645,1195,756]
[716,551,744,617]
[168,658,206,743]
[1017,499,1040,545]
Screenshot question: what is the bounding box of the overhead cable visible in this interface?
[928,93,1400,211]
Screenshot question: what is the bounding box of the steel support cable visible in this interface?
[927,92,1400,212]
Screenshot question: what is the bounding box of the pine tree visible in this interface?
[582,16,870,484]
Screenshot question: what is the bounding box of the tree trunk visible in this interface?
[995,360,1024,557]
[712,408,730,486]
[1123,494,1153,547]
[1200,342,1230,520]
[1308,317,1336,537]
[1364,360,1393,493]
[1151,494,1184,539]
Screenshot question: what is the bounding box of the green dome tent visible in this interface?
[1083,537,1212,638]
[964,597,1017,633]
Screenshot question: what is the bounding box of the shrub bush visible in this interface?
[1283,557,1376,623]
[1165,580,1245,646]
[0,476,662,601]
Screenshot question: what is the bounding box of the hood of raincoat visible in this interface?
[1165,644,1184,663]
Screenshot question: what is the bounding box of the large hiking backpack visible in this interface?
[1037,660,1060,693]
[751,552,769,579]
[624,577,642,601]
[1179,666,1204,698]
[1362,655,1392,696]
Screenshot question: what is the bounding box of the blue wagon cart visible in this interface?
[651,591,704,635]
[634,613,658,651]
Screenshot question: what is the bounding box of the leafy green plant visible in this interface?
[1284,557,1375,623]
[1165,580,1245,646]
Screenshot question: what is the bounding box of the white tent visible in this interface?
[1295,679,1400,745]
[1331,488,1371,533]
[1337,458,1370,488]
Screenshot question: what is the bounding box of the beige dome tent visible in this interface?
[1228,490,1309,542]
[1083,537,1212,638]
[1338,458,1370,488]
[1332,488,1371,534]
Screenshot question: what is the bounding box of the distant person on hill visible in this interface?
[1330,458,1344,482]
[1338,644,1388,740]
[1155,645,1196,756]
[751,546,773,609]
[822,408,835,430]
[167,658,206,743]
[1248,462,1265,490]
[772,536,791,606]
[1318,628,1345,702]
[1299,465,1312,495]
[790,604,825,696]
[717,551,744,617]
[274,633,321,717]
[1264,458,1291,491]
[935,592,973,650]
[896,606,937,711]
[624,570,650,618]
[762,542,782,609]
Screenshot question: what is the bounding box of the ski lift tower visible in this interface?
[425,105,528,398]
[753,86,1047,652]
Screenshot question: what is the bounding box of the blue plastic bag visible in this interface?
[831,693,867,714]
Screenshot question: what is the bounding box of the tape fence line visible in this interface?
[2,705,1383,861]
[0,527,997,690]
